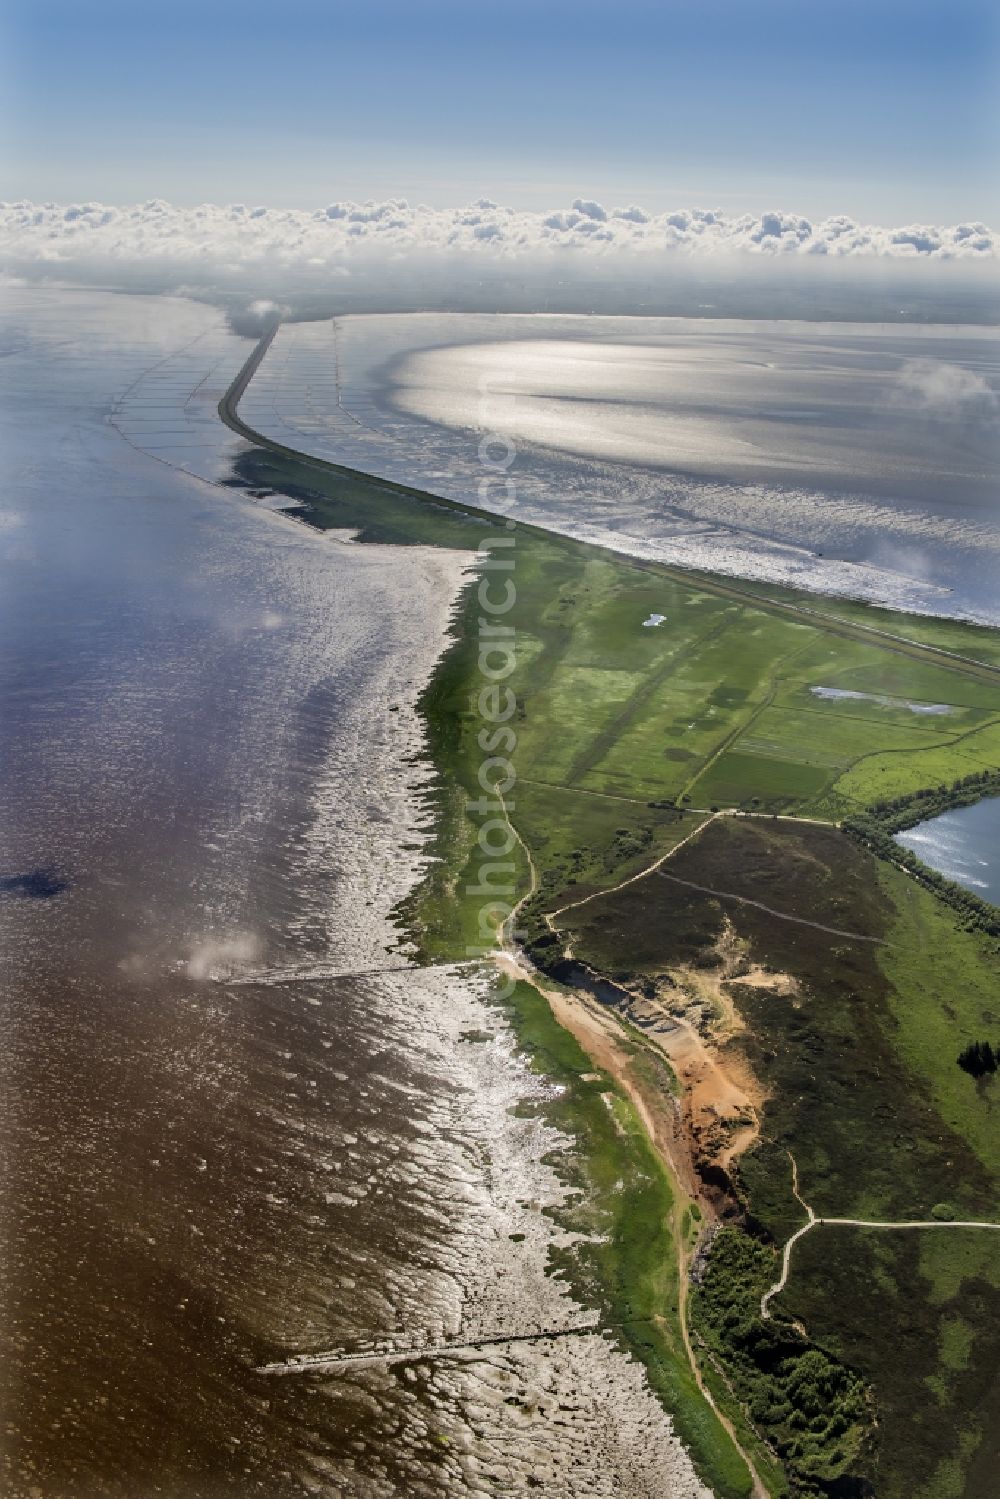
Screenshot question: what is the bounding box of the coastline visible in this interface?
[219,328,1000,667]
[4,286,736,1499]
[218,327,780,1494]
[216,321,1000,1498]
[236,312,1000,628]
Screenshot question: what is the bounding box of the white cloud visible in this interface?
[613,205,650,224]
[572,197,608,222]
[228,297,288,336]
[0,197,995,311]
[3,196,994,262]
[184,931,261,981]
[894,358,999,421]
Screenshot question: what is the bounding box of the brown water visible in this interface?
[0,289,709,1498]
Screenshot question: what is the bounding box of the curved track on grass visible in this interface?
[761,1153,1000,1319]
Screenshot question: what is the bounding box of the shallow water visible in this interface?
[895,797,1000,904]
[809,686,954,714]
[0,289,710,1497]
[234,313,1000,622]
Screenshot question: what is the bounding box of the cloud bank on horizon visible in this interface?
[2,198,996,314]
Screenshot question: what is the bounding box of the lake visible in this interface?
[895,797,1000,905]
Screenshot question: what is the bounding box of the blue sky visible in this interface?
[4,0,997,222]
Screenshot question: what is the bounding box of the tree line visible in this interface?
[861,768,1000,833]
[841,769,1000,939]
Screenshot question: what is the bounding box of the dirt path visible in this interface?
[548,811,720,926]
[518,781,837,826]
[493,798,770,1498]
[725,810,836,827]
[654,869,888,944]
[761,1153,1000,1319]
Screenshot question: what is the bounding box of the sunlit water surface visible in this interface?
[235,313,999,622]
[0,289,709,1498]
[896,797,1000,904]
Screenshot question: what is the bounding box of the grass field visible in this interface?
[233,447,1000,843]
[713,575,1000,669]
[227,422,1000,1498]
[877,866,1000,1174]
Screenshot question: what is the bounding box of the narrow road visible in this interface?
[760,1154,815,1318]
[498,789,542,953]
[726,810,836,827]
[518,782,838,822]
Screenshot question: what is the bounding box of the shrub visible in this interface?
[958,1040,998,1078]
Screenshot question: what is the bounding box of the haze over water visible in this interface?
[0,290,708,1498]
